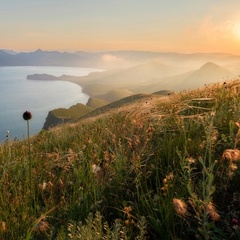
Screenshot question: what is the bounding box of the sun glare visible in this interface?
[233,23,240,40]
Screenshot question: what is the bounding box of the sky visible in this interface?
[2,0,240,54]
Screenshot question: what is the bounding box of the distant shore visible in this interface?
[27,73,93,97]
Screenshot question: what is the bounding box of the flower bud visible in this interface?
[23,111,32,121]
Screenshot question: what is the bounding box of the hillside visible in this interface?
[134,62,235,93]
[43,103,93,129]
[31,61,237,131]
[0,67,240,240]
[1,79,240,239]
[97,89,134,102]
[86,97,109,109]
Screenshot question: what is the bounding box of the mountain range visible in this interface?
[1,48,236,96]
[2,48,239,129]
[1,49,240,71]
[27,60,236,97]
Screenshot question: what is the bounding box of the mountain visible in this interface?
[135,62,235,93]
[72,61,235,94]
[66,61,182,96]
[26,60,236,97]
[0,49,100,67]
[2,49,240,70]
[183,62,233,86]
[0,49,18,55]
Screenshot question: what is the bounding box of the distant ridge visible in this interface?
[132,62,235,93]
[26,61,236,96]
[1,49,240,70]
[0,49,18,55]
[184,62,234,86]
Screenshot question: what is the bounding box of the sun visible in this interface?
[233,23,240,40]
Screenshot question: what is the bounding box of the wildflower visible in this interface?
[5,130,10,138]
[164,172,174,182]
[211,129,219,144]
[38,182,47,191]
[124,206,134,225]
[38,181,54,192]
[124,206,132,216]
[92,164,101,174]
[229,163,238,172]
[187,157,196,164]
[205,202,220,221]
[161,172,174,196]
[23,111,32,120]
[222,149,240,162]
[173,198,188,216]
[34,218,50,233]
[231,218,239,226]
[210,111,216,117]
[22,110,33,205]
[1,221,6,232]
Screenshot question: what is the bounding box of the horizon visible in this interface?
[2,1,240,55]
[2,48,240,56]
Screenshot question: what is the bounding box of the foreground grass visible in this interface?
[1,80,240,239]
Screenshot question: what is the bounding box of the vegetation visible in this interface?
[86,98,109,109]
[0,79,240,239]
[51,103,93,119]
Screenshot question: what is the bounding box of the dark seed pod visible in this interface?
[23,111,32,120]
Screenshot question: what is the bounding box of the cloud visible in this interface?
[102,54,121,62]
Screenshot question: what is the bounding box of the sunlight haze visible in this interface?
[2,0,240,53]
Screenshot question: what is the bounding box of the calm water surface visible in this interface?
[0,66,101,141]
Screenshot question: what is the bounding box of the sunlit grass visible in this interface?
[0,79,240,239]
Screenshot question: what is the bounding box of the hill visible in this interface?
[27,60,236,131]
[134,62,235,93]
[75,61,235,94]
[27,61,236,97]
[97,89,134,102]
[43,103,93,129]
[0,79,240,239]
[86,97,109,109]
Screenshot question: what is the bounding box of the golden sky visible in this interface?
[2,0,240,54]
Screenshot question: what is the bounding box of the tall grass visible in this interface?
[0,80,240,239]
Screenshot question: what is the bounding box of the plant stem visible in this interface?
[27,120,33,209]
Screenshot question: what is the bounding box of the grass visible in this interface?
[0,79,240,239]
[86,97,109,109]
[51,103,93,119]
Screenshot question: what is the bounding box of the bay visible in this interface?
[0,66,101,142]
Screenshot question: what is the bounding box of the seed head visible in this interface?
[23,111,32,121]
[173,198,188,216]
[222,149,240,162]
[205,202,220,221]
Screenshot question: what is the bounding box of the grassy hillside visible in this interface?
[51,103,93,118]
[42,103,94,130]
[86,97,109,109]
[0,79,240,239]
[97,89,134,102]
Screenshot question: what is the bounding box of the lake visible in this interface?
[0,66,102,142]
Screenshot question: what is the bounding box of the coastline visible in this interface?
[26,73,97,98]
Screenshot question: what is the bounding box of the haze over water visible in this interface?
[0,66,100,141]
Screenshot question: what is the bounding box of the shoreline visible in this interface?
[26,73,97,98]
